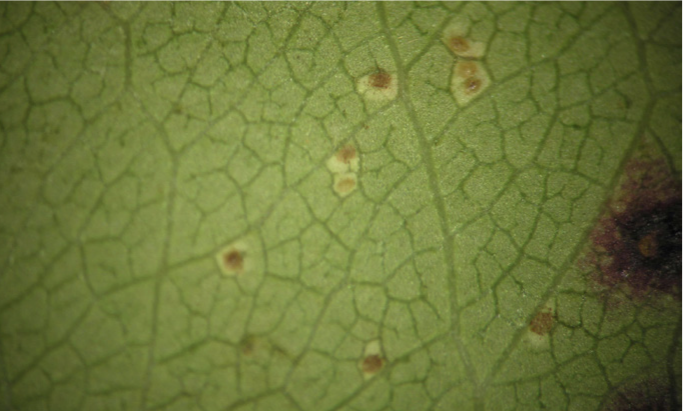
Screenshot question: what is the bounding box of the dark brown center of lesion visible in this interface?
[463,78,481,94]
[223,250,244,271]
[370,71,391,89]
[362,354,383,373]
[450,36,470,53]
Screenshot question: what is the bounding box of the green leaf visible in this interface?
[0,2,680,411]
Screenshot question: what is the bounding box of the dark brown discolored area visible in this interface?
[589,158,681,299]
[369,70,392,89]
[361,354,384,373]
[529,308,554,336]
[223,249,244,272]
[602,378,679,411]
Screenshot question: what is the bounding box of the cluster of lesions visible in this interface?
[326,143,360,197]
[442,25,491,106]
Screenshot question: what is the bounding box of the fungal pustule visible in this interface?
[356,69,398,102]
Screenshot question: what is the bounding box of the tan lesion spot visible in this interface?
[356,69,398,102]
[223,249,244,272]
[216,241,249,276]
[442,25,486,59]
[449,36,470,54]
[336,144,357,164]
[369,70,392,89]
[463,77,482,95]
[334,173,357,197]
[456,61,478,78]
[361,354,384,374]
[359,339,385,379]
[450,61,490,106]
[529,308,554,336]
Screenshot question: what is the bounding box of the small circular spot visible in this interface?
[362,354,383,373]
[457,61,478,78]
[336,145,356,164]
[463,77,482,94]
[369,70,392,89]
[223,249,244,272]
[450,36,470,53]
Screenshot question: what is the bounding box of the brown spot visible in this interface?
[529,309,553,336]
[336,145,356,164]
[222,249,244,272]
[449,36,470,53]
[369,70,392,89]
[463,77,482,94]
[335,177,356,194]
[362,354,383,373]
[456,61,478,78]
